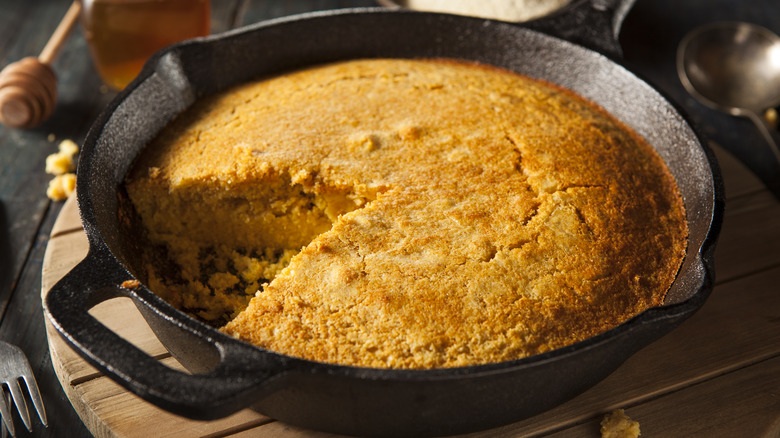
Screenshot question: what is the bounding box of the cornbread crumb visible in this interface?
[45,139,80,201]
[58,139,80,156]
[45,153,74,175]
[46,173,76,201]
[45,139,79,175]
[601,409,640,438]
[122,279,141,289]
[125,59,687,369]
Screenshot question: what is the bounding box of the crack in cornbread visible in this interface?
[124,58,687,368]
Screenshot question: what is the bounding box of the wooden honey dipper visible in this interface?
[0,1,82,129]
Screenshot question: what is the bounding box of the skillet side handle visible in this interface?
[43,244,286,420]
[524,0,637,59]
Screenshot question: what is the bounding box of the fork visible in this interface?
[0,341,47,437]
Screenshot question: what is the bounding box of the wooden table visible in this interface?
[2,1,779,437]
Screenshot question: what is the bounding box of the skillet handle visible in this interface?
[44,243,289,420]
[524,0,637,59]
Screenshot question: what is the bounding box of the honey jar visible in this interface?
[80,0,210,90]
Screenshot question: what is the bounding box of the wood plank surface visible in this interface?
[39,141,780,437]
[553,355,780,438]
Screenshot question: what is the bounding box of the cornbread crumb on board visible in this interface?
[45,139,79,175]
[600,409,641,438]
[47,173,76,201]
[125,58,687,369]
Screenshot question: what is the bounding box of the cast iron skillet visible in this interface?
[45,0,724,436]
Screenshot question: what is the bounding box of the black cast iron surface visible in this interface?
[1,0,777,437]
[44,2,721,436]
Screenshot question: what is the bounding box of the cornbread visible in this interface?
[124,58,687,369]
[601,409,641,438]
[45,139,79,175]
[45,139,79,201]
[47,173,76,201]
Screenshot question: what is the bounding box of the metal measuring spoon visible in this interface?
[677,21,780,164]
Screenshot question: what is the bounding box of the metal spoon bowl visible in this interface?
[677,21,780,163]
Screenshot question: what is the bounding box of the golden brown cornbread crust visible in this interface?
[125,58,687,369]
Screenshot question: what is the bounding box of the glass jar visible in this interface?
[80,0,210,90]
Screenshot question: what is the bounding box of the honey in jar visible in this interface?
[80,0,210,90]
